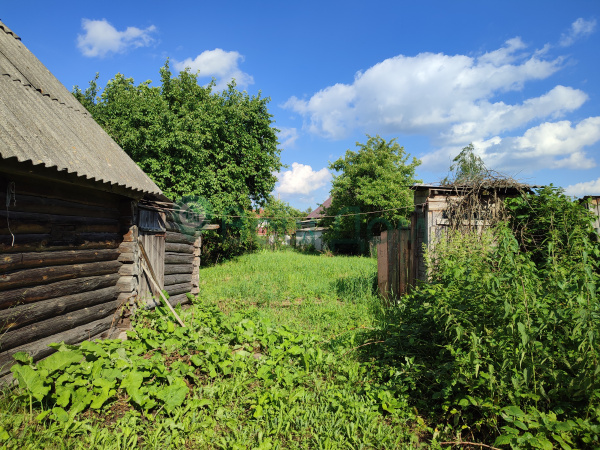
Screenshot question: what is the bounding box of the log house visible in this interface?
[0,20,201,378]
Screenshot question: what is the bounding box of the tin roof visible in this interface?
[0,20,163,198]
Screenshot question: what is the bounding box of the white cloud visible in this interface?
[560,18,597,47]
[421,117,600,175]
[278,127,299,148]
[77,19,156,58]
[284,38,568,141]
[482,117,600,170]
[276,163,330,195]
[565,177,600,197]
[174,49,253,90]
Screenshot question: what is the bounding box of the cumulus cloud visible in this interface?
[278,128,299,148]
[560,18,597,47]
[284,38,568,141]
[276,163,330,195]
[174,49,253,90]
[565,177,600,197]
[77,19,156,57]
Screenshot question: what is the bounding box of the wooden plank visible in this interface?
[0,273,120,309]
[165,252,194,264]
[0,316,114,378]
[388,230,399,300]
[165,242,194,254]
[0,285,119,332]
[164,282,193,297]
[164,264,193,275]
[0,260,122,292]
[0,233,121,253]
[0,300,120,352]
[0,248,119,272]
[377,230,389,300]
[164,273,192,286]
[116,276,137,293]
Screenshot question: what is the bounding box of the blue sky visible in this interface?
[2,1,599,209]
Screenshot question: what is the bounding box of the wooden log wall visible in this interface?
[0,173,131,378]
[163,220,201,307]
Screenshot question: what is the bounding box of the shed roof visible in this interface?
[307,196,332,219]
[0,20,163,198]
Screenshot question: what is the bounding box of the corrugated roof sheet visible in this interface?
[0,20,163,198]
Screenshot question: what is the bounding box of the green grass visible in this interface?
[0,250,424,449]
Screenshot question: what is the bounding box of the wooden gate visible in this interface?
[377,226,415,302]
[138,206,165,306]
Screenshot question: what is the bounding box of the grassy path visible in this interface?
[0,251,424,449]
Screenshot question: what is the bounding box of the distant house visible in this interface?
[0,20,202,379]
[295,196,332,251]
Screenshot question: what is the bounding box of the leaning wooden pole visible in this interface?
[138,240,185,327]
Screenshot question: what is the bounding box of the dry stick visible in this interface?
[438,442,501,450]
[138,240,185,327]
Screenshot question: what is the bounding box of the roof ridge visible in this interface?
[0,20,21,40]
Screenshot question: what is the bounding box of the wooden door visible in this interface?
[138,207,166,307]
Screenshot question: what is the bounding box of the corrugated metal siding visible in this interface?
[0,20,162,197]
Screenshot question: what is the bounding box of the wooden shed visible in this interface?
[0,20,201,378]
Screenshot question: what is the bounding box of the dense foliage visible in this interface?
[322,135,421,254]
[74,63,282,262]
[259,198,302,246]
[364,188,600,448]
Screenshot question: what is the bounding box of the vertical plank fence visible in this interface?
[377,227,415,302]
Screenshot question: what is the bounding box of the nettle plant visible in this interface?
[377,187,600,448]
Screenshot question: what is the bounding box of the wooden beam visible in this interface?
[165,242,194,254]
[0,233,121,253]
[0,260,122,292]
[0,285,119,332]
[0,300,120,352]
[0,248,119,272]
[165,231,196,244]
[165,252,194,264]
[164,273,192,286]
[164,264,193,275]
[0,273,119,309]
[164,282,193,297]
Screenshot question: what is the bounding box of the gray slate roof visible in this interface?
[0,20,163,198]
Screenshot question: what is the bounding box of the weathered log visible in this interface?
[164,264,193,275]
[165,242,194,254]
[0,316,114,378]
[0,210,120,235]
[118,264,139,276]
[165,221,202,236]
[165,231,196,244]
[0,273,120,309]
[0,233,121,253]
[0,260,122,292]
[116,276,137,293]
[164,282,193,296]
[117,252,137,263]
[164,273,192,286]
[0,285,119,332]
[0,248,120,272]
[4,194,120,220]
[165,252,194,264]
[0,300,120,352]
[168,293,191,306]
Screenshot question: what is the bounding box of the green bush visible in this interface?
[366,189,600,448]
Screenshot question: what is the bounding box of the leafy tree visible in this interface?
[322,135,421,254]
[262,198,302,239]
[441,143,488,185]
[73,62,282,263]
